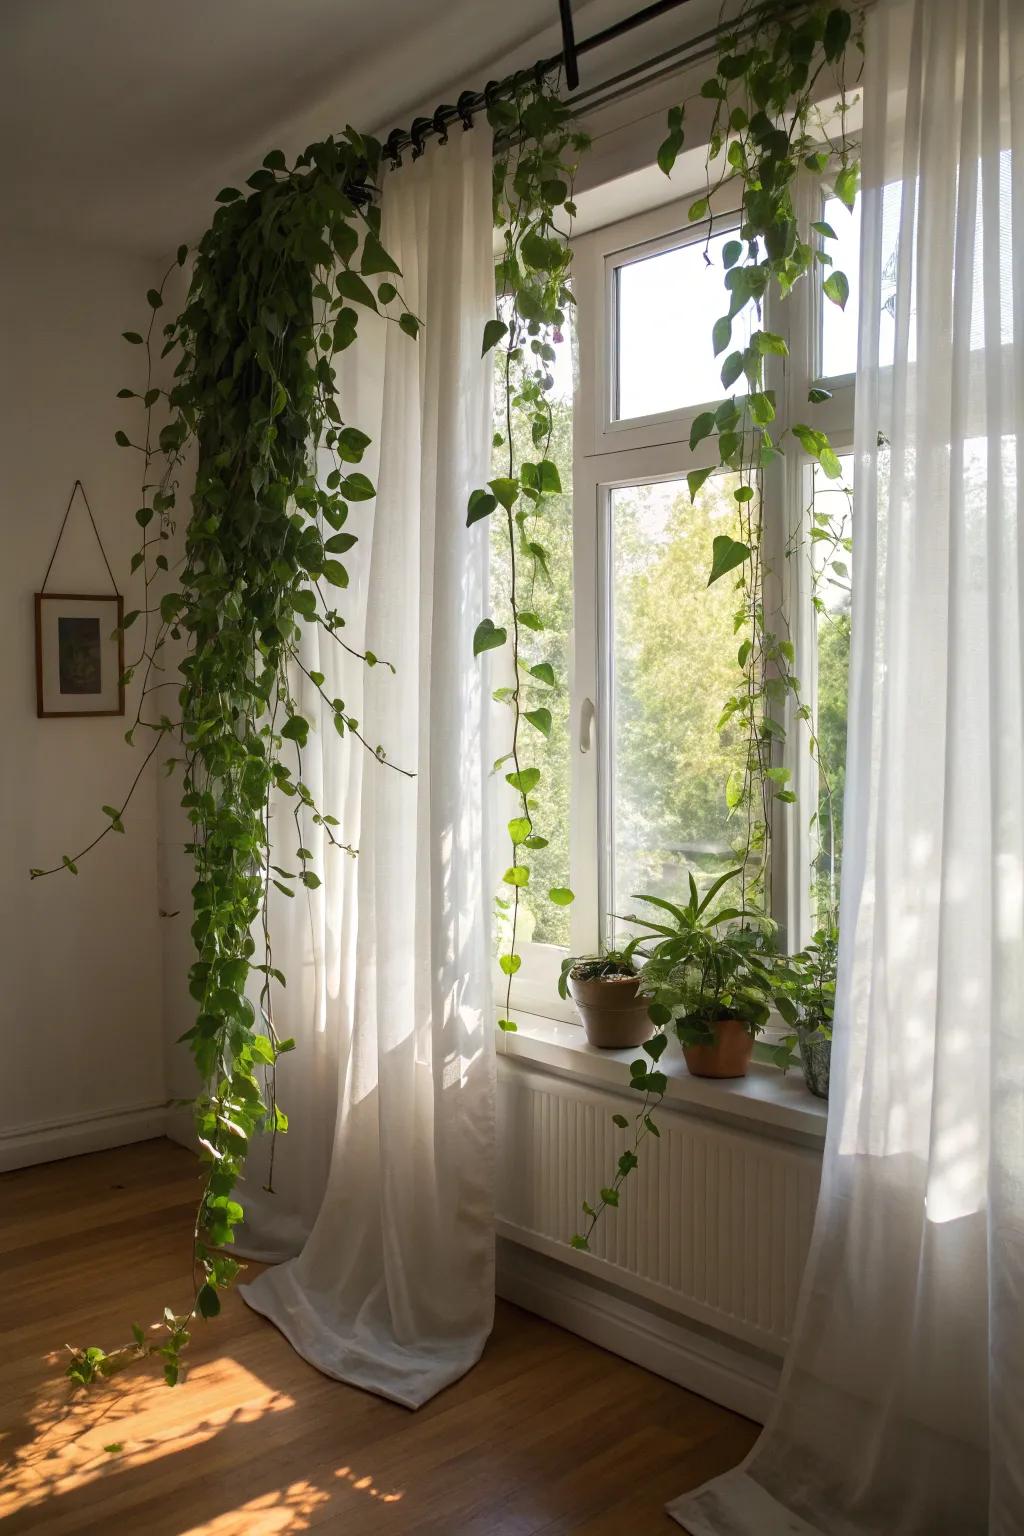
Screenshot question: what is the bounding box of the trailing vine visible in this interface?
[468,73,589,1031]
[26,6,866,1368]
[660,0,864,900]
[33,127,419,1388]
[577,0,863,1244]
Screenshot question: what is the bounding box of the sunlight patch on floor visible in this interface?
[183,1469,405,1535]
[0,1356,294,1520]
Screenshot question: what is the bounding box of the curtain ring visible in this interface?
[383,129,405,170]
[457,91,476,131]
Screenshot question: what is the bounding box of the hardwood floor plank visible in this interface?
[0,1139,756,1533]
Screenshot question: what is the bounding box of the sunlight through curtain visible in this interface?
[671,1,1024,1530]
[237,127,497,1409]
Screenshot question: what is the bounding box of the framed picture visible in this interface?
[35,592,125,718]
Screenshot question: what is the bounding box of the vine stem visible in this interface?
[29,733,164,878]
[580,0,862,1248]
[286,646,415,780]
[484,75,582,1029]
[57,134,418,1393]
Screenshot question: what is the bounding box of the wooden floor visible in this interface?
[0,1139,756,1534]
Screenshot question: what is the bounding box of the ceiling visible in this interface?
[3,0,702,258]
[1,0,731,258]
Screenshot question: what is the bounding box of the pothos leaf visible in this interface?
[823,270,850,310]
[506,766,540,794]
[482,318,509,356]
[361,231,402,277]
[834,162,859,210]
[707,535,752,586]
[473,618,507,655]
[467,488,498,526]
[687,466,715,502]
[489,476,519,510]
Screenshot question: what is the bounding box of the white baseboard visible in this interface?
[497,1237,779,1424]
[163,1102,197,1150]
[0,1101,168,1171]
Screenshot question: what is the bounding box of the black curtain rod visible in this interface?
[576,0,704,57]
[381,0,702,166]
[566,0,807,118]
[380,0,812,167]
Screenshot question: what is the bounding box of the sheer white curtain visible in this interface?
[238,127,497,1409]
[671,2,1024,1531]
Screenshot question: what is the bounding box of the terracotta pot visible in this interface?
[682,1016,753,1079]
[567,972,654,1049]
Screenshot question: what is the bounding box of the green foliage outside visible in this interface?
[815,606,849,913]
[490,383,572,948]
[490,386,812,949]
[607,475,753,926]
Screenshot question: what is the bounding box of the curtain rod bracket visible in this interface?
[558,0,580,90]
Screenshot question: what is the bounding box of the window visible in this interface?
[819,194,861,378]
[604,472,754,932]
[615,230,755,421]
[810,456,853,919]
[493,185,859,1018]
[489,313,574,953]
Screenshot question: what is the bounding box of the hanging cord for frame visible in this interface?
[40,481,119,595]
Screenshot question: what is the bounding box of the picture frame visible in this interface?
[34,592,125,718]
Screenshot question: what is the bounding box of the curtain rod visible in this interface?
[380,0,808,167]
[381,0,703,166]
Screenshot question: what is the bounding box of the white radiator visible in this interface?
[497,1059,822,1358]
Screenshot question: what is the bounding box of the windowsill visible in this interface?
[496,1011,829,1143]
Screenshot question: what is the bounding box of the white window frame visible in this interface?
[504,174,857,1023]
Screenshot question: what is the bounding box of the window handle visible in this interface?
[579,696,596,754]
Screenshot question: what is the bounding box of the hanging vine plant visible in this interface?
[575,0,863,1246]
[38,67,589,1392]
[27,2,866,1370]
[469,72,589,1031]
[662,0,864,896]
[32,127,421,1388]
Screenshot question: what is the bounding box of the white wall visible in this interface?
[0,231,167,1167]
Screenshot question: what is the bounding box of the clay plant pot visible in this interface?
[681,1016,753,1079]
[567,972,654,1050]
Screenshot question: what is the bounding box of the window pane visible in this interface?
[820,194,862,378]
[811,456,853,920]
[489,316,573,949]
[820,190,904,377]
[615,229,753,420]
[605,475,752,936]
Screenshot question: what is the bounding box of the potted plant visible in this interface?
[558,945,654,1049]
[773,921,837,1098]
[623,870,776,1079]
